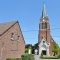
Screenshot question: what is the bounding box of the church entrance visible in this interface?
[42,50,46,55]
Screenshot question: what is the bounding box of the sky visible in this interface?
[0,0,60,46]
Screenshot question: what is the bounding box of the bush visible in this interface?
[57,55,60,58]
[21,54,35,60]
[6,58,22,60]
[40,52,43,58]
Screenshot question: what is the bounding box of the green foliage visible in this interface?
[29,46,32,49]
[6,58,22,60]
[53,41,59,55]
[40,56,59,59]
[25,45,32,53]
[25,48,28,53]
[21,54,35,60]
[57,55,60,58]
[40,52,43,58]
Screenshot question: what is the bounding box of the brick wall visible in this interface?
[0,22,25,60]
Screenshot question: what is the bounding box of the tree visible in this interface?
[25,44,32,54]
[53,42,59,56]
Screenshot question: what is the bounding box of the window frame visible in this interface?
[42,22,47,29]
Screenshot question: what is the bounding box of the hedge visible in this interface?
[57,55,60,58]
[40,56,59,59]
[6,58,22,60]
[21,54,35,60]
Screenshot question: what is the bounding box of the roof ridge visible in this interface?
[0,20,18,36]
[0,20,18,24]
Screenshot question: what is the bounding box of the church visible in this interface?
[38,4,56,56]
[0,21,25,60]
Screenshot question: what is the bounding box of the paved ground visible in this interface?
[34,55,40,60]
[34,55,60,60]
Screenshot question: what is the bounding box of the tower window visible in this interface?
[42,22,47,29]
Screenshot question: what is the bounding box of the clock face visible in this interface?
[43,19,45,22]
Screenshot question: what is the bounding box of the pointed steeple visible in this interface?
[42,3,47,18]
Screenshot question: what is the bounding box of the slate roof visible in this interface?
[0,21,18,36]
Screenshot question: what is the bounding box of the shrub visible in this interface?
[40,52,43,58]
[6,58,22,60]
[21,54,35,60]
[57,55,60,58]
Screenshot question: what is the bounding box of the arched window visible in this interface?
[10,33,14,41]
[17,36,20,42]
[42,22,47,29]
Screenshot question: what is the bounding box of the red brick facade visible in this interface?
[0,21,25,60]
[38,17,54,55]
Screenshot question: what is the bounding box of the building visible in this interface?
[0,21,25,60]
[38,4,55,56]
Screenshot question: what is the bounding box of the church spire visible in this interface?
[42,3,47,18]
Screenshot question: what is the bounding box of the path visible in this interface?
[34,55,40,60]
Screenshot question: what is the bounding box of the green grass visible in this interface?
[40,56,59,59]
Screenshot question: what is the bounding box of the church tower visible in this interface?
[39,3,51,43]
[38,3,52,56]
